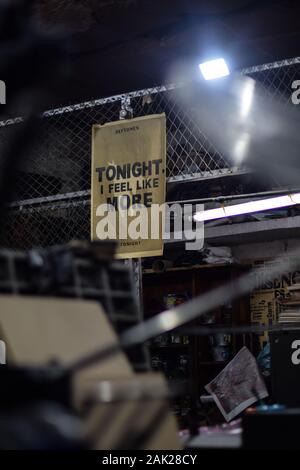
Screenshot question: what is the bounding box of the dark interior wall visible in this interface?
[6,0,300,109]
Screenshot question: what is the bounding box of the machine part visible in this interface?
[119,97,133,120]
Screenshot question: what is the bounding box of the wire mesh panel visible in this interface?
[0,57,300,250]
[2,101,121,202]
[0,201,90,249]
[0,87,234,204]
[241,57,300,107]
[129,89,231,182]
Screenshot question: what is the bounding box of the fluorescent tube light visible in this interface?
[194,193,300,222]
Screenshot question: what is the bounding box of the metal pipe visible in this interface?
[169,188,300,206]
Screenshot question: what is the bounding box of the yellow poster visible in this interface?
[250,290,278,348]
[91,114,166,259]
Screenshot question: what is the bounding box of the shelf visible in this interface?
[144,311,163,317]
[199,361,229,366]
[142,261,250,423]
[143,263,236,275]
[149,344,189,349]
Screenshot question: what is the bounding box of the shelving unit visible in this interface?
[142,262,251,427]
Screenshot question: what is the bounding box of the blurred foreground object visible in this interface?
[243,407,300,450]
[0,241,180,449]
[0,402,85,450]
[0,241,147,371]
[0,0,69,240]
[270,330,300,407]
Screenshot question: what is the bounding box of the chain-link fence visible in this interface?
[1,56,300,250]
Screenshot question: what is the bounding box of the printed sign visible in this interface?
[91,114,166,258]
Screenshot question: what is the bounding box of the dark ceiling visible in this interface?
[14,0,300,107]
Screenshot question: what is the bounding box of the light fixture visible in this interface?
[194,193,300,222]
[199,58,230,80]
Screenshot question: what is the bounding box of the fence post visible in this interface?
[119,97,143,318]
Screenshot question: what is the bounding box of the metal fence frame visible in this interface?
[1,56,300,250]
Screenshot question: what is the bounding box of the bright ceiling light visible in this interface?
[194,207,226,222]
[290,193,300,204]
[199,58,230,80]
[194,193,300,222]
